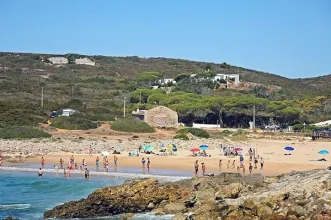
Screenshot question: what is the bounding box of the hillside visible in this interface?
[0,52,330,98]
[1,52,331,133]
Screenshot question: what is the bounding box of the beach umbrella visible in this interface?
[190,148,200,153]
[101,151,109,156]
[284,146,294,151]
[318,150,329,155]
[235,147,242,152]
[200,145,208,151]
[144,145,154,151]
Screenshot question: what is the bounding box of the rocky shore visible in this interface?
[44,168,331,219]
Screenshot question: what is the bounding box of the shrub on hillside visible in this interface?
[173,133,189,140]
[177,128,209,138]
[0,127,51,139]
[50,115,97,130]
[111,118,155,133]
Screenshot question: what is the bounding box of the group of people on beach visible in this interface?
[194,148,265,176]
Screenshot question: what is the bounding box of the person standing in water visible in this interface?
[147,158,150,170]
[38,168,43,177]
[194,160,199,176]
[96,156,99,168]
[59,158,64,169]
[114,156,118,167]
[41,157,45,168]
[85,168,90,179]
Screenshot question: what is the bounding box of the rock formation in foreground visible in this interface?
[44,169,331,219]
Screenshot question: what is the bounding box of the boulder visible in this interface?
[256,204,272,218]
[163,202,186,214]
[215,183,242,199]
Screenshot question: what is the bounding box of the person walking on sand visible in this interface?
[201,162,206,176]
[147,158,150,170]
[89,146,93,156]
[142,158,146,168]
[227,160,230,169]
[41,157,45,168]
[260,157,264,170]
[219,160,222,171]
[249,163,253,174]
[38,168,43,177]
[254,157,258,169]
[114,156,118,167]
[194,160,199,176]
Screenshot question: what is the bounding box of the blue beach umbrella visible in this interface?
[200,145,209,151]
[144,145,154,151]
[318,150,329,155]
[284,146,294,151]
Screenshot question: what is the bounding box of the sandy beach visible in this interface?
[1,134,330,176]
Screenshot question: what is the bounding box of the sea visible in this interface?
[0,164,191,220]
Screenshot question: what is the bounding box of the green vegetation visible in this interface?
[1,52,331,136]
[50,115,97,130]
[173,133,189,140]
[0,126,51,139]
[111,118,155,133]
[177,128,210,138]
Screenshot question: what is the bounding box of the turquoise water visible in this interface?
[0,167,185,219]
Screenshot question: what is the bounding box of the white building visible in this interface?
[75,57,95,66]
[48,57,68,64]
[157,78,176,85]
[213,74,240,85]
[313,120,331,127]
[62,109,76,117]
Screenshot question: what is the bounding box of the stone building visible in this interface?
[75,57,95,66]
[132,106,178,128]
[48,57,68,64]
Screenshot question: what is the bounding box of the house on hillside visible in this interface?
[62,109,76,117]
[48,57,68,64]
[157,78,176,86]
[212,74,240,85]
[75,57,95,66]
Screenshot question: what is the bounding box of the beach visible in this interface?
[1,135,330,176]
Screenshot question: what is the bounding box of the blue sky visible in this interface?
[0,0,330,78]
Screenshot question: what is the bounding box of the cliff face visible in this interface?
[44,169,331,219]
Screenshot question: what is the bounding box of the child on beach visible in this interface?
[147,158,150,170]
[231,160,236,169]
[89,147,93,156]
[41,157,45,168]
[227,160,230,169]
[219,160,222,170]
[249,163,253,174]
[96,156,99,167]
[201,163,206,176]
[142,158,146,168]
[254,158,258,169]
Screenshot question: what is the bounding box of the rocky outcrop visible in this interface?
[44,169,331,219]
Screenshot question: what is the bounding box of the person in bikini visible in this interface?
[41,157,45,168]
[194,160,199,176]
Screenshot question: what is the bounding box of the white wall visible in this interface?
[192,123,220,128]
